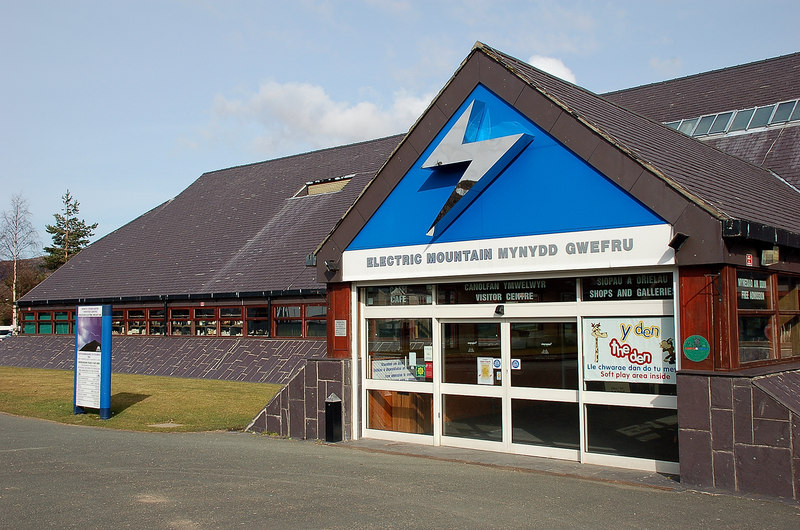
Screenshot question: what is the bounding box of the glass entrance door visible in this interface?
[440,320,579,457]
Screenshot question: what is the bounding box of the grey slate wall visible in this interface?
[678,371,800,501]
[0,335,325,384]
[248,358,352,441]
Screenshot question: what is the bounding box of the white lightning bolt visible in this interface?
[422,100,533,237]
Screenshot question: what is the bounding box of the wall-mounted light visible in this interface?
[668,232,689,250]
[324,259,339,272]
[494,304,504,316]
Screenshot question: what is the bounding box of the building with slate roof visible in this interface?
[5,42,800,501]
[307,43,800,500]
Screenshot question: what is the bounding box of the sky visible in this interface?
[2,0,799,252]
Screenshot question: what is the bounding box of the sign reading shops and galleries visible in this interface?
[74,305,112,419]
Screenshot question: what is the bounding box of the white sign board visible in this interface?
[371,359,416,381]
[75,351,102,409]
[583,317,676,385]
[342,225,674,282]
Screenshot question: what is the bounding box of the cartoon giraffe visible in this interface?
[591,323,607,362]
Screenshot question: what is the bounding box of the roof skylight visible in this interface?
[665,98,800,138]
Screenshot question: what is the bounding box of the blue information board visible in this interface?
[73,305,112,419]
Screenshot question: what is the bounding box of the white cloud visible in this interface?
[209,81,433,157]
[527,55,578,84]
[649,57,683,79]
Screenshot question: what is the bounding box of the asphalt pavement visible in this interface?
[1,412,798,529]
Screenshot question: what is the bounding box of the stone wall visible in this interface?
[248,358,352,441]
[0,335,325,384]
[678,370,800,501]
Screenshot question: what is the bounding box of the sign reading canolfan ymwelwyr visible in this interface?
[74,305,112,419]
[583,317,676,385]
[342,225,674,282]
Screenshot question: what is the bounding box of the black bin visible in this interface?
[325,393,342,443]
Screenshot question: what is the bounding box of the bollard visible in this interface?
[325,393,342,442]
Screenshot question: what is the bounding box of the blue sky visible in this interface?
[2,0,799,249]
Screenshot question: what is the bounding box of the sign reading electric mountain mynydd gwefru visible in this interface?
[342,225,674,282]
[73,305,112,419]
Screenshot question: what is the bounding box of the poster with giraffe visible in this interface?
[582,317,676,385]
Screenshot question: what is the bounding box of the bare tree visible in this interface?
[0,194,40,331]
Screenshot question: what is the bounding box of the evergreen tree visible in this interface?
[43,190,98,270]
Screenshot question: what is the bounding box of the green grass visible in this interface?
[0,366,282,432]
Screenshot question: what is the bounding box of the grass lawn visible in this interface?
[0,366,282,432]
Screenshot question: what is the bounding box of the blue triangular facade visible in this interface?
[348,85,665,251]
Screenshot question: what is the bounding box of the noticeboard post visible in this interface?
[73,305,112,419]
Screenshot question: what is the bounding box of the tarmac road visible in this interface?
[1,412,798,529]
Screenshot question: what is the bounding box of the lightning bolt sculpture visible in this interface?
[422,100,533,237]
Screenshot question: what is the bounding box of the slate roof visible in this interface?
[480,44,800,239]
[603,52,800,188]
[21,135,402,304]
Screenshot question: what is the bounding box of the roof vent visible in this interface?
[294,174,354,197]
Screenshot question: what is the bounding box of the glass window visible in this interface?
[149,320,165,336]
[677,118,698,134]
[778,275,800,311]
[365,285,432,306]
[306,320,327,337]
[38,323,52,334]
[443,395,502,441]
[195,308,215,319]
[246,306,269,336]
[510,322,578,389]
[709,111,733,134]
[127,320,146,335]
[220,307,243,336]
[442,322,500,385]
[112,310,125,335]
[586,404,678,462]
[692,115,716,136]
[729,108,755,131]
[274,305,300,318]
[247,320,269,336]
[367,390,432,435]
[771,101,796,124]
[247,307,268,318]
[737,271,771,310]
[665,121,680,130]
[38,312,51,320]
[23,322,36,334]
[779,315,800,358]
[220,307,242,318]
[367,318,432,381]
[306,305,327,318]
[791,102,800,122]
[748,105,774,129]
[738,315,773,362]
[511,400,579,449]
[275,321,302,337]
